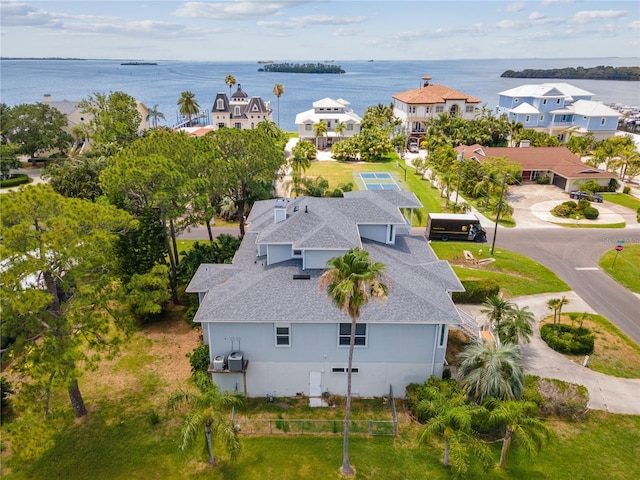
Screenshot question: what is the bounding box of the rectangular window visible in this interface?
[525,115,530,123]
[347,124,354,131]
[275,324,290,347]
[305,124,312,131]
[234,122,242,129]
[543,99,547,105]
[465,105,474,113]
[339,323,367,346]
[540,115,544,121]
[332,367,359,374]
[601,118,606,126]
[409,106,416,114]
[435,106,444,113]
[556,98,561,104]
[439,325,447,347]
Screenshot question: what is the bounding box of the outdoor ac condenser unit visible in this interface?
[213,355,225,371]
[228,351,243,371]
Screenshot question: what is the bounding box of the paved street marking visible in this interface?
[575,267,599,271]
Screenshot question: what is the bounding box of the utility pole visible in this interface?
[454,149,464,205]
[490,173,509,255]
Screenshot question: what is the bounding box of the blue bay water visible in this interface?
[1,57,638,132]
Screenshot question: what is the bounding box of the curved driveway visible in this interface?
[486,184,640,345]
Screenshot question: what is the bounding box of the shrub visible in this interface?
[0,174,31,188]
[623,185,630,194]
[536,176,550,184]
[637,207,640,223]
[186,344,210,374]
[583,206,599,219]
[563,200,577,209]
[523,375,588,419]
[553,204,571,217]
[1,376,14,413]
[452,279,500,304]
[540,323,595,354]
[577,199,591,210]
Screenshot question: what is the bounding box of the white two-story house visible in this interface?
[186,191,468,399]
[496,83,621,142]
[295,98,362,149]
[392,75,482,145]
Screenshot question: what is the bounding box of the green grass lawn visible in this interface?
[599,243,640,293]
[604,192,640,211]
[430,242,570,297]
[304,156,445,226]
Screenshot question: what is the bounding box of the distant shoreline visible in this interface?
[501,66,640,81]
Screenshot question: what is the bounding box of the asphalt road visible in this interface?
[494,227,640,345]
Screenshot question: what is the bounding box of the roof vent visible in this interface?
[293,274,311,280]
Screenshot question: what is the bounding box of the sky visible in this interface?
[1,0,639,61]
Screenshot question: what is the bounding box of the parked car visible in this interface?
[569,190,603,203]
[408,141,419,153]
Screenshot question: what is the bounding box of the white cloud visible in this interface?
[628,20,640,29]
[541,0,574,6]
[506,2,526,13]
[529,11,545,21]
[572,10,627,25]
[289,14,365,26]
[172,1,303,20]
[333,28,357,37]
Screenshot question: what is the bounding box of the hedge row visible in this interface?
[452,279,500,304]
[540,323,595,354]
[0,174,31,188]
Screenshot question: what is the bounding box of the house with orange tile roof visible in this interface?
[392,76,481,146]
[455,144,616,192]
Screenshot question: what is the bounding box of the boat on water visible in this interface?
[120,62,158,66]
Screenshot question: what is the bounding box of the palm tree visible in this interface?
[556,295,570,323]
[313,121,328,149]
[168,372,246,465]
[486,399,550,470]
[177,91,200,127]
[497,305,535,345]
[334,121,346,140]
[508,121,524,147]
[224,75,236,98]
[547,298,561,326]
[146,104,166,128]
[319,248,389,476]
[273,83,285,127]
[481,296,514,334]
[457,342,525,404]
[418,394,492,474]
[290,142,312,196]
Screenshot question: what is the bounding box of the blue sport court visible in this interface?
[359,172,400,191]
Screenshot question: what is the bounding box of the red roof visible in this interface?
[455,145,615,179]
[393,84,481,105]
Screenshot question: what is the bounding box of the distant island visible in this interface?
[258,62,345,74]
[501,65,640,81]
[121,61,158,66]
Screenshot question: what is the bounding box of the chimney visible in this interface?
[274,198,288,223]
[422,75,432,87]
[43,94,52,103]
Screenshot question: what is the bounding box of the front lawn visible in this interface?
[430,242,570,297]
[599,243,640,293]
[605,192,640,211]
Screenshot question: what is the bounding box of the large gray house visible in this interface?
[186,191,467,399]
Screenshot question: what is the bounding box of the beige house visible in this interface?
[42,94,150,154]
[455,144,616,192]
[210,84,272,130]
[392,76,481,145]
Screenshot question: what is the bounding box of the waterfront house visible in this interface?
[295,98,362,149]
[455,144,616,192]
[392,75,482,146]
[496,83,621,142]
[186,191,469,399]
[42,94,150,154]
[210,84,272,130]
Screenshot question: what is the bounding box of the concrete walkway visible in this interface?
[459,292,640,415]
